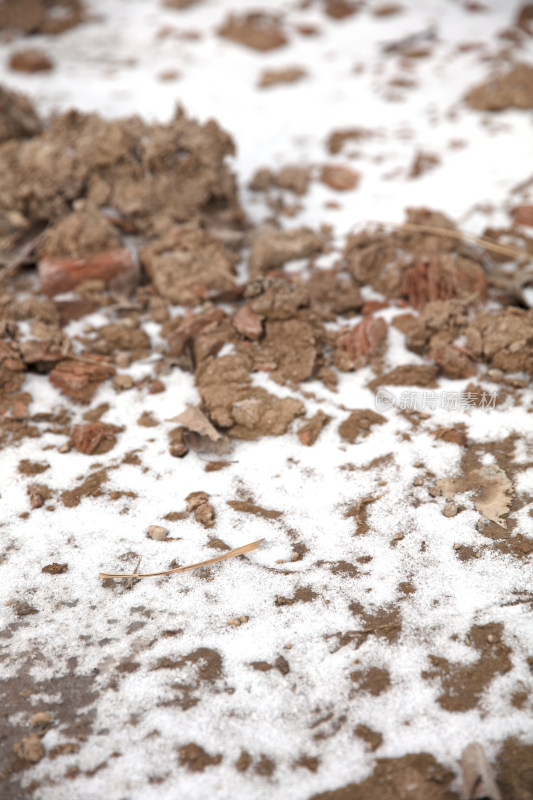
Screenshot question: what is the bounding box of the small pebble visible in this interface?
[413,476,423,486]
[148,525,168,541]
[453,542,461,550]
[115,352,131,368]
[114,374,133,391]
[32,712,52,728]
[58,443,71,453]
[443,503,458,517]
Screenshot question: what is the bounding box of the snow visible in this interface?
[1,1,533,798]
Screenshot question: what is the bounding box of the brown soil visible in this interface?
[465,63,533,110]
[227,500,282,519]
[217,13,288,51]
[249,227,324,274]
[259,67,307,88]
[326,128,374,154]
[9,48,54,73]
[496,738,533,800]
[338,410,386,443]
[350,667,391,696]
[466,308,533,374]
[324,0,360,20]
[321,165,360,191]
[178,743,222,772]
[344,209,487,310]
[141,227,237,306]
[309,753,458,799]
[60,467,111,507]
[353,724,383,752]
[422,623,512,712]
[298,410,331,445]
[0,0,83,35]
[70,422,122,455]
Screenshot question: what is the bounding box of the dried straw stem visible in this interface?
[368,220,531,262]
[99,538,264,580]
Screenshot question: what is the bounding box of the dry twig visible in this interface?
[100,538,264,580]
[365,220,532,262]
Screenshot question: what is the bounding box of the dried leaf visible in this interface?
[437,464,513,528]
[461,742,502,800]
[167,406,231,455]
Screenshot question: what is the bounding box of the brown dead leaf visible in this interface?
[167,406,231,455]
[437,464,512,528]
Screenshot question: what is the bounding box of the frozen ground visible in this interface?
[1,1,533,799]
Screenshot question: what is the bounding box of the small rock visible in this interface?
[227,616,249,626]
[148,525,168,541]
[27,486,44,509]
[41,563,68,574]
[148,379,165,394]
[169,443,188,458]
[321,164,360,191]
[186,491,210,512]
[113,374,133,391]
[32,712,52,730]
[443,503,458,517]
[9,48,54,73]
[195,502,215,528]
[115,352,131,368]
[12,733,44,765]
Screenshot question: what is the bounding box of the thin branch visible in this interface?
[99,538,264,580]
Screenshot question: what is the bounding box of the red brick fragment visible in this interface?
[49,358,114,403]
[38,248,135,297]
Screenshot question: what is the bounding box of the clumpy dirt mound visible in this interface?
[310,753,458,799]
[0,86,41,144]
[178,743,222,772]
[399,300,469,356]
[0,0,83,35]
[338,410,386,443]
[0,106,241,239]
[343,208,487,309]
[249,226,324,274]
[140,226,237,305]
[423,623,512,712]
[466,307,533,374]
[41,202,122,260]
[465,64,533,111]
[196,353,304,439]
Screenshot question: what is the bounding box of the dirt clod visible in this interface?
[217,13,287,51]
[178,743,222,772]
[465,63,533,110]
[339,410,386,443]
[71,421,121,454]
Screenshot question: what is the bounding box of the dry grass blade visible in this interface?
[366,220,532,262]
[99,538,264,580]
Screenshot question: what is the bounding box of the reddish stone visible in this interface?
[511,205,533,227]
[49,358,114,403]
[232,306,263,340]
[38,248,135,297]
[167,308,226,357]
[338,316,387,363]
